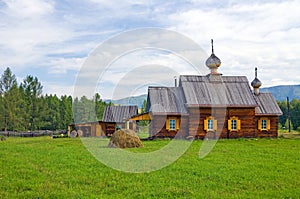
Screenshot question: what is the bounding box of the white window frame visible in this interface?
[231,119,237,130]
[261,119,267,130]
[169,119,176,130]
[208,119,214,131]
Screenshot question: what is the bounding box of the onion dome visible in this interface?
[251,67,262,88]
[206,39,221,69]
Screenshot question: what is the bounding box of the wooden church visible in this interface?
[131,40,282,139]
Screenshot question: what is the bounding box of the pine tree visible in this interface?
[0,94,4,131]
[94,93,107,121]
[0,67,18,131]
[21,75,43,131]
[5,85,25,131]
[59,95,73,130]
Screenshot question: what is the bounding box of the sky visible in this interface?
[0,0,299,99]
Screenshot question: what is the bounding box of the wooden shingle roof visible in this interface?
[146,87,188,115]
[254,93,283,115]
[102,105,138,123]
[146,75,282,116]
[179,75,258,107]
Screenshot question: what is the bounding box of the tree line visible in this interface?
[0,67,108,132]
[277,99,300,131]
[1,67,300,132]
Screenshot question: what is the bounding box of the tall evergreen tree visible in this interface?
[59,95,73,129]
[21,75,43,131]
[0,94,4,130]
[94,93,107,121]
[0,67,18,131]
[0,67,17,94]
[5,84,25,131]
[48,94,61,130]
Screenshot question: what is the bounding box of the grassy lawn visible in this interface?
[0,137,299,198]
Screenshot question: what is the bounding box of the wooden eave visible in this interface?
[130,112,152,121]
[151,112,189,116]
[186,104,257,108]
[255,113,282,116]
[69,121,115,126]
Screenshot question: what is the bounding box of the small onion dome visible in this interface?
[206,39,221,69]
[206,53,221,68]
[251,67,262,88]
[251,77,262,88]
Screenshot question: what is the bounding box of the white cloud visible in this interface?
[3,0,54,18]
[0,0,78,72]
[167,1,300,87]
[43,82,74,97]
[0,0,299,98]
[47,57,85,74]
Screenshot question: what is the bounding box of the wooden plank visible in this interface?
[130,113,152,121]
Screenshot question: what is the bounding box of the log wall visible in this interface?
[71,121,137,137]
[148,108,279,139]
[149,115,189,138]
[188,107,257,139]
[255,116,278,138]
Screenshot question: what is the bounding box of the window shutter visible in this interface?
[176,119,180,130]
[267,119,271,130]
[213,119,218,131]
[228,120,232,130]
[258,119,262,130]
[166,119,170,131]
[204,119,208,131]
[237,119,241,130]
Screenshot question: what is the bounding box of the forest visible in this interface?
[0,67,108,132]
[277,99,300,131]
[0,67,299,132]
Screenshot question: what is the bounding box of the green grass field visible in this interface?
[0,137,299,198]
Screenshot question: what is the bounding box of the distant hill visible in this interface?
[261,85,300,101]
[105,85,300,107]
[105,94,147,108]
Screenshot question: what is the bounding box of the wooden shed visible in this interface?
[102,105,138,133]
[68,105,138,137]
[68,121,115,137]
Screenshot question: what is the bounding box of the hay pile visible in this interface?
[108,129,143,148]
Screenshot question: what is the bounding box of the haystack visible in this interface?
[108,129,143,148]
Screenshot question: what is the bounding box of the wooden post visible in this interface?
[125,120,130,129]
[287,96,291,133]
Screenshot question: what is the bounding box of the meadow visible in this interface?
[0,137,299,198]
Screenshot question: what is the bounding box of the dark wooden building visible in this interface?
[102,105,138,134]
[68,105,138,137]
[132,40,282,139]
